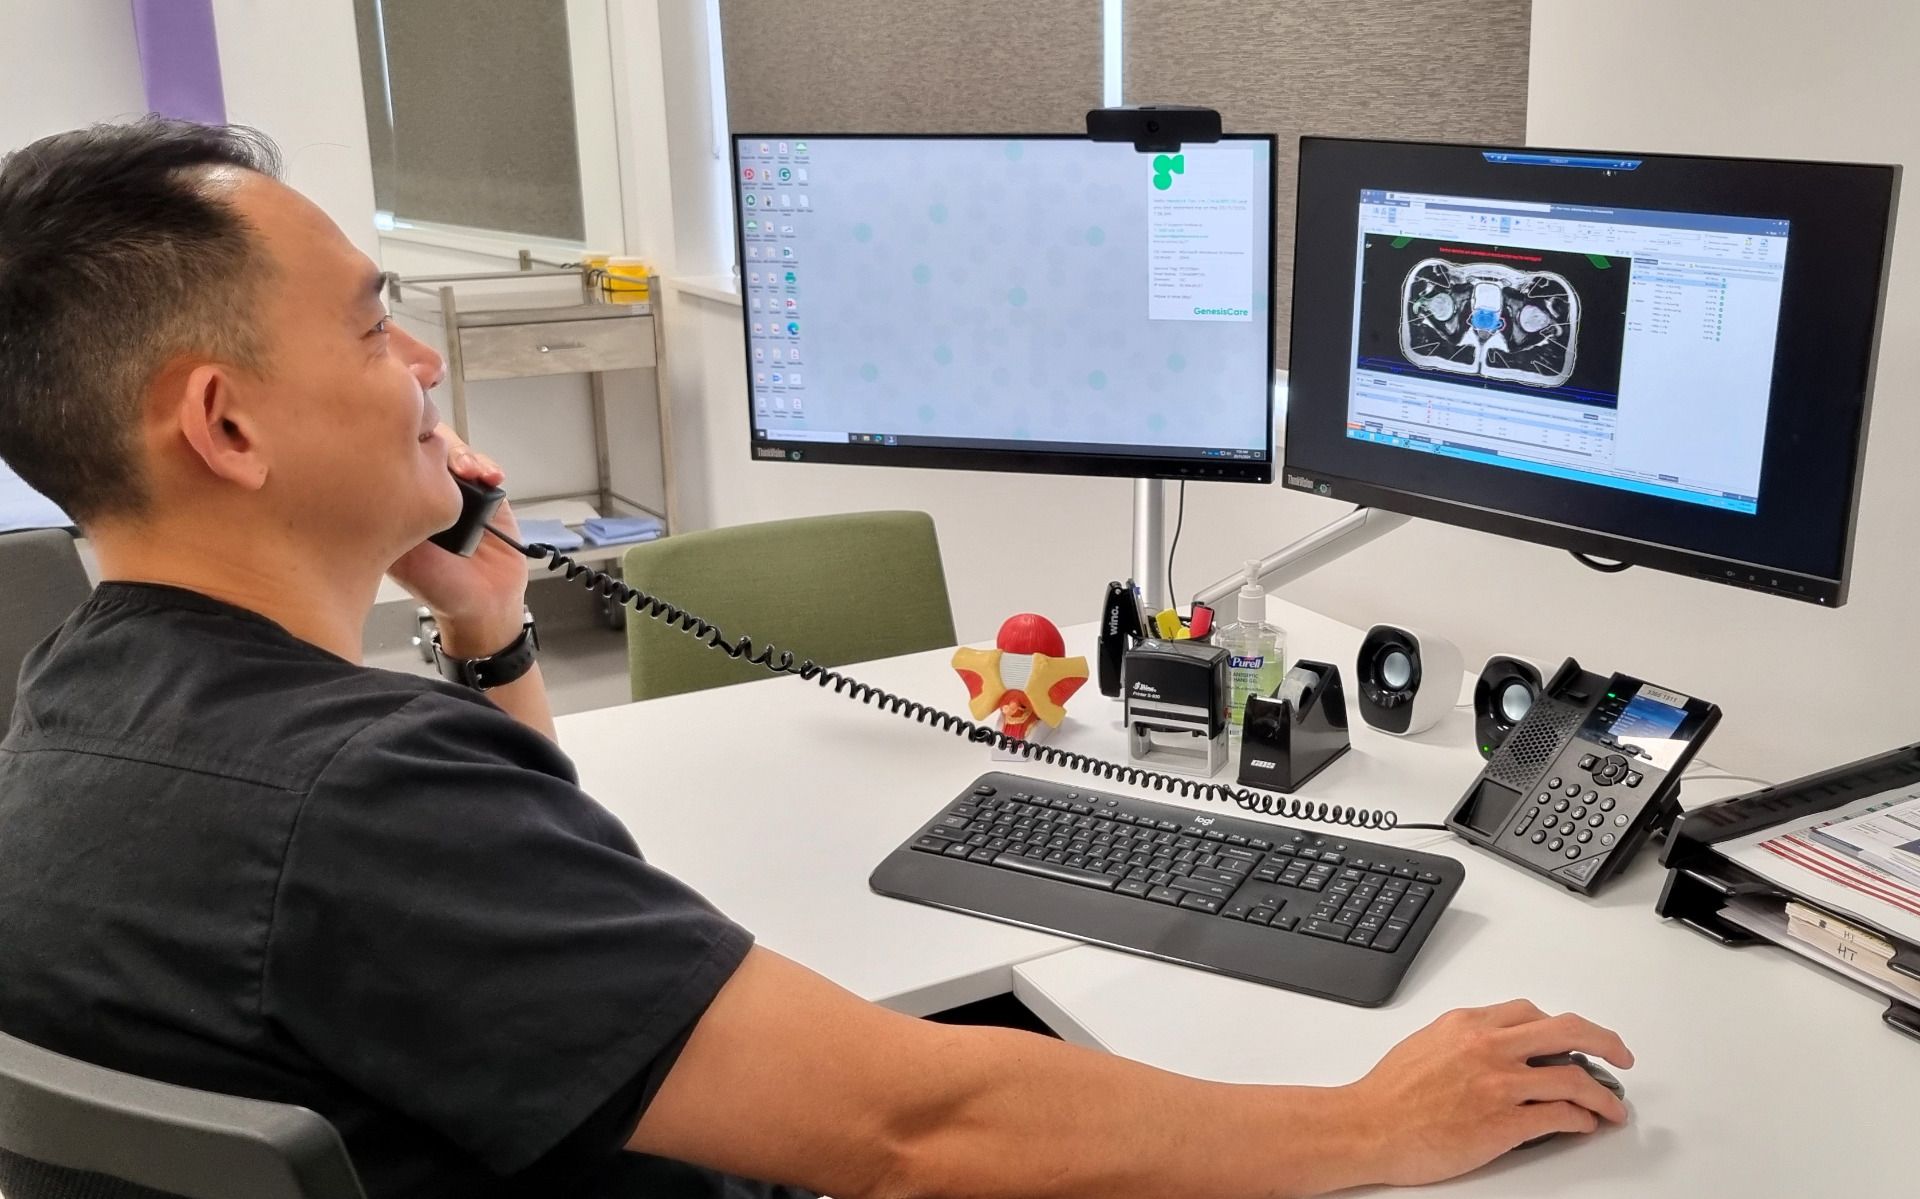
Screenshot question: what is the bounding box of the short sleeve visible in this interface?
[263,691,753,1174]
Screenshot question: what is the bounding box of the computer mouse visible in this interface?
[1517,1052,1627,1149]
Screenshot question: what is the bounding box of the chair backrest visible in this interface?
[623,510,957,701]
[0,530,91,731]
[0,1028,365,1199]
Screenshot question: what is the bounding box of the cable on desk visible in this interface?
[493,527,1445,833]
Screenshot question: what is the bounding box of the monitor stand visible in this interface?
[1131,482,1408,614]
[1189,505,1409,610]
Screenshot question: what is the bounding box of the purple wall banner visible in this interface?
[132,0,227,124]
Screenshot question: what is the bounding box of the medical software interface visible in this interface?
[1346,188,1790,513]
[736,136,1273,460]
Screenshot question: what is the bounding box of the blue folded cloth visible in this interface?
[582,514,665,546]
[516,518,584,551]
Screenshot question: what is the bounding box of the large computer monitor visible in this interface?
[1284,138,1899,606]
[730,134,1278,482]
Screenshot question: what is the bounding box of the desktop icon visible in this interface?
[788,347,801,361]
[748,271,761,285]
[781,246,795,259]
[745,193,757,207]
[784,270,797,284]
[795,141,808,154]
[753,347,765,361]
[797,169,808,184]
[787,320,800,335]
[747,246,759,259]
[745,218,759,232]
[742,167,756,181]
[778,167,792,183]
[784,297,797,310]
[770,372,783,385]
[798,195,810,209]
[779,194,792,208]
[778,141,789,155]
[789,372,803,387]
[758,142,771,155]
[755,372,767,386]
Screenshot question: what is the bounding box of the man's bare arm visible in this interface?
[630,948,1632,1199]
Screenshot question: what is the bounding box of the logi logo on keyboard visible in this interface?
[1194,816,1215,826]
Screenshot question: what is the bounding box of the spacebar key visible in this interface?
[992,853,1118,890]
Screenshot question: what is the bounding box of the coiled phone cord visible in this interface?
[491,527,1445,833]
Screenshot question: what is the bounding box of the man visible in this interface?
[0,119,1631,1198]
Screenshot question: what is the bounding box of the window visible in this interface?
[353,0,587,240]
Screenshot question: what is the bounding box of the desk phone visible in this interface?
[1447,659,1719,894]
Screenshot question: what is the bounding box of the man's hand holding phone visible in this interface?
[388,425,529,660]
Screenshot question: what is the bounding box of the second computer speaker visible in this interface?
[1355,625,1464,736]
[1473,655,1546,759]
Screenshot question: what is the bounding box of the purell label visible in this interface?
[1230,655,1265,670]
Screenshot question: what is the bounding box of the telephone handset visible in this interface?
[430,476,1446,833]
[1445,658,1720,894]
[428,477,507,557]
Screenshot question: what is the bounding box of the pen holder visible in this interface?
[1237,660,1352,793]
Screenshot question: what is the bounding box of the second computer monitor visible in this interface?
[731,134,1278,482]
[1284,138,1898,605]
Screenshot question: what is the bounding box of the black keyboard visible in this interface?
[869,772,1465,1007]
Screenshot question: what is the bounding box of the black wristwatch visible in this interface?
[431,611,540,691]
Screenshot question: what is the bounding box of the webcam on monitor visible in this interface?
[1086,104,1221,153]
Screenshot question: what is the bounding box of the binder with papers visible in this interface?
[1658,741,1920,1042]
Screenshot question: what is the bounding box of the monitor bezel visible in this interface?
[730,131,1280,484]
[1282,136,1900,607]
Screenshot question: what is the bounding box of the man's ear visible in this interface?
[170,362,270,491]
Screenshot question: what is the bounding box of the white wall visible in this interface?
[210,0,380,260]
[0,0,145,149]
[665,0,1918,784]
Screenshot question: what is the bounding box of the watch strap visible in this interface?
[432,616,540,691]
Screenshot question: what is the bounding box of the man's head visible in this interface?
[0,117,457,564]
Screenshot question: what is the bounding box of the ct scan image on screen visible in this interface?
[1358,234,1630,406]
[1343,189,1787,516]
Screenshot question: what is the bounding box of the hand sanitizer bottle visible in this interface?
[1219,559,1286,734]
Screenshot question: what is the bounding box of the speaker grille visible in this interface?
[1487,698,1585,788]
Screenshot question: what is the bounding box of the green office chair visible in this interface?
[622,510,957,701]
[0,1027,365,1198]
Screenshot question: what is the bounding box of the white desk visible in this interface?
[558,597,1916,1196]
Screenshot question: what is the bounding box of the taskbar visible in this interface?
[754,427,1266,462]
[1346,428,1757,514]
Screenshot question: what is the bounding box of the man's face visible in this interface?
[224,172,459,559]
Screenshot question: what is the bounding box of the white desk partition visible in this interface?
[558,597,1914,1195]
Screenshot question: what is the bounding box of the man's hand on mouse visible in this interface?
[1339,998,1633,1186]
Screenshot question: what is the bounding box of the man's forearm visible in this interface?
[874,1023,1381,1199]
[633,948,1383,1199]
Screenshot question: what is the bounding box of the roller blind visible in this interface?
[719,0,1103,134]
[1126,0,1532,367]
[353,0,586,240]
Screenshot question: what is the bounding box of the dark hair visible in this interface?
[0,117,282,523]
